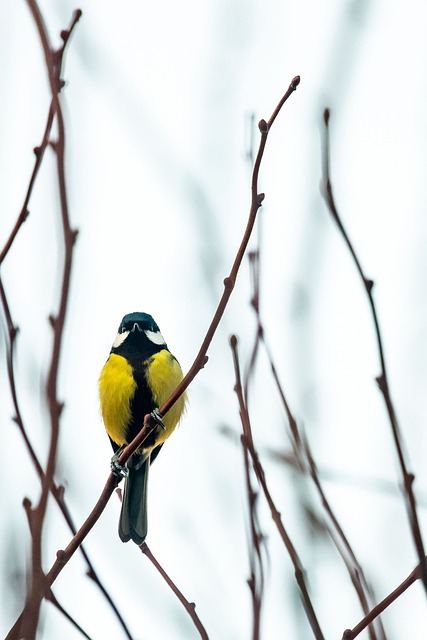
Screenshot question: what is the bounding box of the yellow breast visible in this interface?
[145,350,186,445]
[99,353,137,446]
[99,350,186,449]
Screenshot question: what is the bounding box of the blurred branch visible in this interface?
[6,474,123,640]
[230,335,325,640]
[14,3,81,638]
[242,243,266,639]
[242,427,266,640]
[0,6,134,639]
[321,107,427,594]
[342,555,426,639]
[301,430,385,640]
[244,251,384,639]
[269,448,427,506]
[0,207,136,640]
[140,543,209,640]
[45,590,93,640]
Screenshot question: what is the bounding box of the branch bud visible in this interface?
[291,75,300,89]
[364,278,374,292]
[323,108,330,126]
[223,276,234,291]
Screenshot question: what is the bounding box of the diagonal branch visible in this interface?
[230,335,325,640]
[0,103,54,264]
[321,107,427,594]
[245,252,385,640]
[141,543,209,640]
[342,555,425,639]
[6,77,300,639]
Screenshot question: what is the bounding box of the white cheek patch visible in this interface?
[145,329,166,345]
[112,330,130,348]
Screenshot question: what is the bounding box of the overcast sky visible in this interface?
[2,1,427,639]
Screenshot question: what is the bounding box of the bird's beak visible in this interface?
[131,323,142,332]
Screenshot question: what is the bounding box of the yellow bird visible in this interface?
[99,312,186,544]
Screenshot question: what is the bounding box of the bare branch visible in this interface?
[230,335,325,640]
[0,105,53,264]
[141,543,209,640]
[17,3,81,637]
[154,76,300,422]
[45,591,93,640]
[245,246,384,639]
[6,77,300,637]
[321,107,427,593]
[1,280,134,638]
[342,558,425,639]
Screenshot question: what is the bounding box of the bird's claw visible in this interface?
[151,407,166,431]
[110,449,129,478]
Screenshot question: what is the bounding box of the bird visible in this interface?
[99,312,186,544]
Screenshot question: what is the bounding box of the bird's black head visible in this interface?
[118,312,160,334]
[111,312,167,355]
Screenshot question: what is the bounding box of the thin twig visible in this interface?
[0,103,54,264]
[321,107,427,593]
[241,243,266,639]
[6,78,300,639]
[342,557,425,639]
[230,336,325,640]
[140,543,209,640]
[18,4,81,638]
[45,590,93,640]
[5,472,123,640]
[154,76,300,422]
[242,431,265,640]
[245,247,384,639]
[0,9,133,637]
[0,279,133,639]
[301,430,385,640]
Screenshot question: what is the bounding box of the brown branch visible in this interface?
[0,13,133,639]
[242,442,265,640]
[1,278,133,637]
[45,590,93,640]
[342,558,425,639]
[258,332,384,636]
[301,431,385,640]
[0,105,54,264]
[5,472,122,640]
[18,4,81,638]
[240,242,266,639]
[321,107,427,593]
[140,543,209,640]
[245,239,383,638]
[6,77,300,638]
[230,336,325,640]
[93,76,301,495]
[154,76,300,422]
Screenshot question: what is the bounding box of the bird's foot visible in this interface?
[150,407,166,431]
[110,447,129,478]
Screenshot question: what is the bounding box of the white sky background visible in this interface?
[2,0,427,638]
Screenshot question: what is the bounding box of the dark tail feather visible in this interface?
[119,455,150,544]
